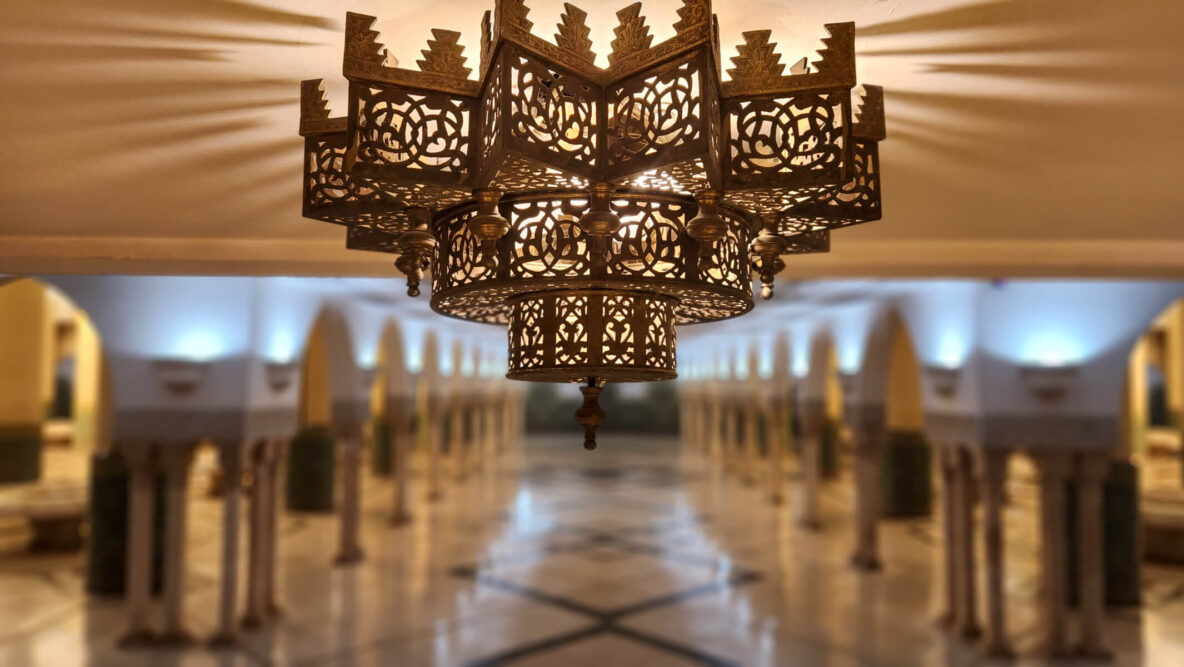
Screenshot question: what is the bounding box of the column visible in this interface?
[742,401,758,485]
[708,398,723,463]
[797,405,822,530]
[1034,450,1072,658]
[159,444,195,644]
[849,425,883,571]
[241,441,268,628]
[426,397,442,501]
[210,441,244,645]
[335,435,364,565]
[977,448,1012,657]
[484,398,498,463]
[391,399,411,525]
[118,443,156,646]
[937,445,958,627]
[952,446,981,639]
[721,403,736,474]
[449,397,465,482]
[263,438,284,615]
[768,394,787,504]
[1076,452,1111,659]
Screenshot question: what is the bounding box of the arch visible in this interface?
[0,278,112,473]
[1124,296,1184,470]
[299,307,358,432]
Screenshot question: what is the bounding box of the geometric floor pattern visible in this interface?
[1,435,1183,666]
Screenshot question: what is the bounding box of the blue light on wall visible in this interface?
[173,330,226,361]
[1019,330,1085,367]
[266,329,296,363]
[934,330,969,369]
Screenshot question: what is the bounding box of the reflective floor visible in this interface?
[2,436,1184,666]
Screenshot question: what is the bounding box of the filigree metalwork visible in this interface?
[300,0,886,439]
[507,290,676,382]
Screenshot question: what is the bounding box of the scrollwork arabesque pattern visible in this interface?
[508,52,598,167]
[607,54,702,166]
[353,84,471,178]
[726,91,846,187]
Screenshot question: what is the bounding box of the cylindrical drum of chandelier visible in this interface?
[506,289,677,383]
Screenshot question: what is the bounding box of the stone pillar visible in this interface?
[449,397,465,482]
[742,401,759,485]
[951,446,981,639]
[241,441,268,628]
[118,443,156,646]
[937,445,958,627]
[849,419,883,571]
[335,435,364,565]
[263,438,284,615]
[708,398,723,463]
[721,402,736,474]
[210,441,245,645]
[797,402,823,530]
[977,448,1012,657]
[1076,452,1111,659]
[1034,450,1072,658]
[426,397,442,501]
[390,399,411,525]
[768,393,787,504]
[159,444,195,644]
[484,398,498,463]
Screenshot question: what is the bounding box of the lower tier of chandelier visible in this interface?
[428,191,755,327]
[506,289,678,383]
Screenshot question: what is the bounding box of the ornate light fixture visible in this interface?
[299,0,886,448]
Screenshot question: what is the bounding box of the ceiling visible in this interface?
[2,0,1183,278]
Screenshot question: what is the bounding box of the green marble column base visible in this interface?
[880,430,933,518]
[1064,461,1141,607]
[85,451,165,596]
[285,426,336,512]
[0,424,41,484]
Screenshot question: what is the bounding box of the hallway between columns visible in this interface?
[2,436,1183,666]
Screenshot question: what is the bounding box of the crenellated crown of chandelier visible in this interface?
[299,0,886,448]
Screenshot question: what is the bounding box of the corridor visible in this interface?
[3,436,1183,666]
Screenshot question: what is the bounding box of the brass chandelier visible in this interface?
[299,0,886,448]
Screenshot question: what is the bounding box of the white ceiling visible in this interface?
[2,0,1183,277]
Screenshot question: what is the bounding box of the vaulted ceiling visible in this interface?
[2,0,1182,278]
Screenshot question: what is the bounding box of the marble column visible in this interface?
[768,395,787,504]
[263,438,284,615]
[849,425,883,571]
[485,399,498,462]
[722,403,737,474]
[426,398,442,501]
[708,399,723,463]
[210,441,245,645]
[241,441,268,628]
[335,435,364,565]
[118,443,156,646]
[159,443,195,644]
[977,448,1012,657]
[449,398,465,482]
[952,446,981,639]
[937,445,958,627]
[390,399,411,525]
[1076,452,1111,659]
[742,402,759,485]
[797,404,822,530]
[1034,450,1072,658]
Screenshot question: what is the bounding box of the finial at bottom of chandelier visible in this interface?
[574,377,606,451]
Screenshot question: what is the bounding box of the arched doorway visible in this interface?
[0,279,109,556]
[1126,297,1184,566]
[880,315,930,518]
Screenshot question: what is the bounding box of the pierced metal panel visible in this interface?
[303,133,405,226]
[780,139,881,234]
[349,83,474,198]
[504,46,599,174]
[506,290,677,382]
[724,89,850,192]
[606,50,708,174]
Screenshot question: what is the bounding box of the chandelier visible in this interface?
[299,0,885,449]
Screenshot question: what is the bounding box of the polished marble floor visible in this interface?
[1,436,1183,666]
